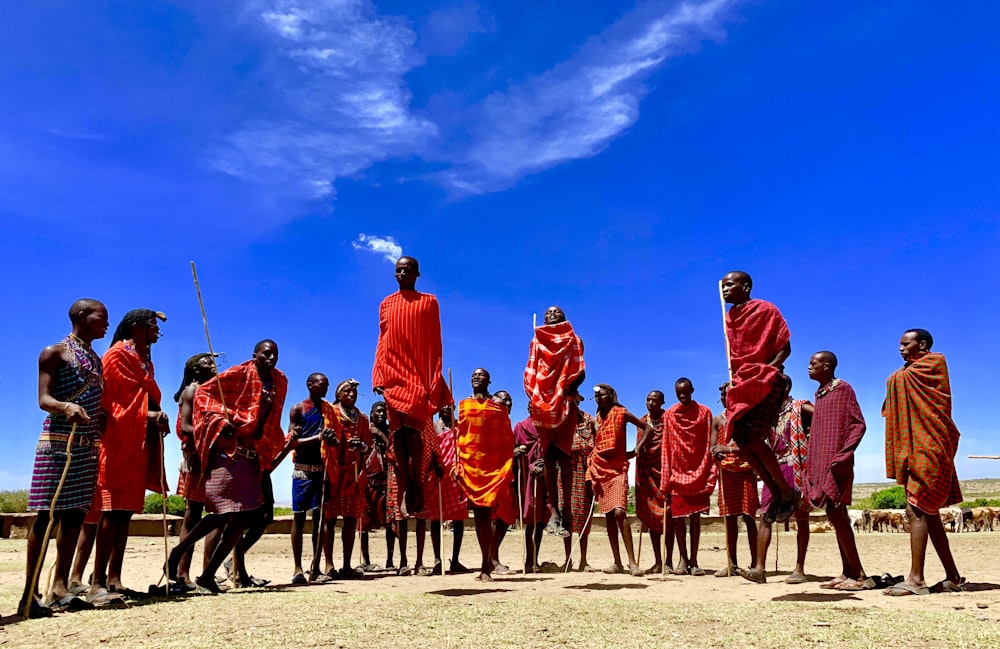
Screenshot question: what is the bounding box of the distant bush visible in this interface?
[0,490,29,513]
[959,497,1000,509]
[871,486,907,510]
[273,507,293,517]
[143,494,187,517]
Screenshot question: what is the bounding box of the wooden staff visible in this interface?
[661,507,668,575]
[718,279,733,577]
[158,430,170,598]
[636,521,643,568]
[23,424,77,620]
[516,455,526,569]
[969,455,1000,459]
[310,455,329,580]
[533,473,541,574]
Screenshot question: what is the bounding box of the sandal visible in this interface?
[785,573,807,585]
[819,576,848,590]
[884,582,930,596]
[86,588,129,608]
[492,563,514,576]
[18,597,53,619]
[930,577,967,593]
[47,593,94,612]
[449,561,471,575]
[291,572,308,586]
[739,568,767,584]
[397,566,413,576]
[414,565,433,577]
[669,564,690,576]
[602,563,624,574]
[836,577,876,591]
[689,566,706,576]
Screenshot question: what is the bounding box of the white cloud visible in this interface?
[210,0,436,200]
[440,0,732,193]
[352,233,402,263]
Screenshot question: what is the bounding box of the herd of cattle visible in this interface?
[843,507,999,533]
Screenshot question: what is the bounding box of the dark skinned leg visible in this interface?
[724,515,738,568]
[397,519,410,569]
[743,513,758,568]
[579,533,590,570]
[361,531,371,567]
[648,530,663,572]
[605,512,623,568]
[198,512,252,589]
[21,511,53,604]
[176,500,204,583]
[792,510,810,577]
[69,522,96,588]
[827,505,864,579]
[673,517,690,572]
[472,507,492,579]
[689,514,702,569]
[414,518,427,569]
[533,522,544,570]
[904,504,960,587]
[342,517,357,571]
[616,508,638,572]
[451,519,464,565]
[50,510,84,599]
[490,521,509,569]
[430,520,441,565]
[167,512,224,580]
[385,523,397,569]
[291,510,307,576]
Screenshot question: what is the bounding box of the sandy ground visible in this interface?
[1,525,999,648]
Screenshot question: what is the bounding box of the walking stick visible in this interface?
[310,477,328,580]
[159,430,170,598]
[636,521,643,568]
[775,516,780,573]
[533,473,541,574]
[190,262,239,570]
[23,423,77,619]
[662,506,668,575]
[718,279,734,577]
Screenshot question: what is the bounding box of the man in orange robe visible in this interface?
[373,256,452,518]
[524,305,585,537]
[86,308,169,600]
[454,370,516,582]
[662,378,715,576]
[883,329,964,596]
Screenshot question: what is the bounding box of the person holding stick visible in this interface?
[710,383,759,577]
[18,299,108,618]
[288,373,336,585]
[321,378,370,579]
[172,353,217,591]
[453,372,517,581]
[883,329,965,595]
[662,378,715,576]
[432,406,470,574]
[720,271,797,523]
[360,401,396,571]
[742,375,813,585]
[588,383,653,576]
[83,308,170,601]
[524,306,585,538]
[179,340,287,593]
[561,407,597,572]
[513,412,547,573]
[372,256,452,519]
[635,390,672,575]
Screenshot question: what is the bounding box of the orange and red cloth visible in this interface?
[524,321,585,453]
[884,352,962,514]
[453,397,516,524]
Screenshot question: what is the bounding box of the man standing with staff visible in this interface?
[720,271,797,523]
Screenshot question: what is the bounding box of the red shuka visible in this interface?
[193,360,288,473]
[724,299,791,438]
[662,401,716,499]
[524,321,585,450]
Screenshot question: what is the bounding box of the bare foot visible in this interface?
[819,575,848,590]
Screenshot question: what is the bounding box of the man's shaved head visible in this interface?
[68,299,105,324]
[254,339,278,353]
[814,350,838,370]
[397,256,419,270]
[675,377,693,389]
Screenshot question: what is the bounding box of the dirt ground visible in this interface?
[2,525,999,648]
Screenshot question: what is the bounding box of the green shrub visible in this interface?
[871,485,907,510]
[143,493,187,517]
[273,507,293,517]
[0,490,29,513]
[958,498,1000,508]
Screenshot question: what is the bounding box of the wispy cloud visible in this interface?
[353,233,402,263]
[440,0,733,193]
[209,0,435,200]
[47,128,109,141]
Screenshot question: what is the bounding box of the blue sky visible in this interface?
[1,1,997,504]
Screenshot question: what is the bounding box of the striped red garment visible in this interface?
[662,401,716,499]
[323,404,371,519]
[724,299,790,439]
[635,413,665,532]
[524,321,585,430]
[372,290,452,424]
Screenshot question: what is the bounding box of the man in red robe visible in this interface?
[86,308,169,600]
[168,340,288,593]
[662,378,715,576]
[883,329,964,595]
[373,256,452,518]
[721,271,796,523]
[524,305,585,538]
[635,390,672,574]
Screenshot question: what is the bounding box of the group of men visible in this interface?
[18,262,967,618]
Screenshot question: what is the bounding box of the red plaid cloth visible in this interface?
[804,379,866,507]
[524,321,585,438]
[360,443,388,531]
[725,299,790,442]
[884,353,963,514]
[718,468,759,516]
[561,413,595,534]
[771,398,809,492]
[417,425,468,521]
[587,406,629,486]
[595,473,628,514]
[635,413,665,532]
[324,404,371,519]
[193,360,288,473]
[662,402,716,498]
